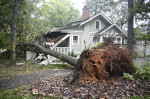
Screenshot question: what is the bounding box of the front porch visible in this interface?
[52,47,70,55]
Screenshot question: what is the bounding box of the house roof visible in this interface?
[45,32,67,43]
[48,12,126,37]
[49,13,112,33]
[80,13,112,26]
[96,24,126,36]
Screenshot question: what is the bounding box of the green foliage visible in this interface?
[134,28,150,44]
[68,50,77,57]
[41,0,80,28]
[123,73,134,80]
[130,95,150,99]
[16,0,44,43]
[0,86,50,99]
[135,63,150,80]
[133,0,150,33]
[94,42,102,48]
[0,0,80,45]
[0,50,10,59]
[85,0,128,29]
[0,33,10,49]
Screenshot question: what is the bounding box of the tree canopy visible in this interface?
[85,0,149,32]
[0,0,80,49]
[41,0,80,28]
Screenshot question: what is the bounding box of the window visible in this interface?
[72,36,79,45]
[93,36,100,45]
[116,37,121,44]
[93,37,97,45]
[95,20,100,29]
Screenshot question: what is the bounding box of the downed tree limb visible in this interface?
[32,43,78,67]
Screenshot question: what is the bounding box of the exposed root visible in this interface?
[68,38,136,84]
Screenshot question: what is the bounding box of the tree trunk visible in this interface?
[33,43,78,67]
[127,0,134,51]
[10,0,19,66]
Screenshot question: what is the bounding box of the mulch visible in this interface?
[31,76,150,99]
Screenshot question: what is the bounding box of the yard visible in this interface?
[0,57,150,99]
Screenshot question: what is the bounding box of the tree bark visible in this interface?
[127,0,134,51]
[33,43,78,67]
[10,0,19,66]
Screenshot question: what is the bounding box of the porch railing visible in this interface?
[52,47,70,55]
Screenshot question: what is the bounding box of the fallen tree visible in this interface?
[32,43,78,67]
[22,38,135,83]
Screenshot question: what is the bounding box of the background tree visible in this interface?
[85,0,128,30]
[135,28,150,56]
[0,0,80,62]
[127,0,134,51]
[134,0,150,34]
[41,0,80,28]
[10,0,19,66]
[0,0,13,50]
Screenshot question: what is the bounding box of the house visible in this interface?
[44,6,127,56]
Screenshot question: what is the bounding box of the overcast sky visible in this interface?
[71,0,85,15]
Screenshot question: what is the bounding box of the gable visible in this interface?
[96,24,126,37]
[88,16,110,33]
[80,13,112,27]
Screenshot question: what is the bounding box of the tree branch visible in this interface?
[0,0,9,6]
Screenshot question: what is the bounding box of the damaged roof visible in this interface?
[45,32,68,43]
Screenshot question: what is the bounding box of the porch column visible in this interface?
[121,37,122,44]
[100,36,103,42]
[69,34,72,53]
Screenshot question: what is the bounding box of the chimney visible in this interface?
[82,6,89,20]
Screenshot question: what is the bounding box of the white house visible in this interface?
[44,6,127,56]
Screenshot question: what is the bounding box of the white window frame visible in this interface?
[92,36,101,46]
[92,36,97,46]
[116,37,121,44]
[72,35,79,45]
[95,20,101,29]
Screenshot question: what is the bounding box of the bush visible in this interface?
[135,63,150,80]
[123,73,134,80]
[94,42,102,48]
[68,50,77,57]
[0,50,10,59]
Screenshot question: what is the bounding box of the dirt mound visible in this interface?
[71,38,136,83]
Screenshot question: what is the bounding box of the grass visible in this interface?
[130,95,150,99]
[0,86,51,99]
[0,85,64,99]
[0,59,73,79]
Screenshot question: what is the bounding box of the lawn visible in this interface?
[0,59,73,79]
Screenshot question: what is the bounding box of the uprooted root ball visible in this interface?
[75,45,135,83]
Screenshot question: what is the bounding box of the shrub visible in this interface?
[94,42,102,48]
[123,73,134,80]
[135,63,150,80]
[68,50,77,57]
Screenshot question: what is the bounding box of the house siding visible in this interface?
[70,32,82,55]
[81,23,95,52]
[51,14,126,55]
[89,17,108,33]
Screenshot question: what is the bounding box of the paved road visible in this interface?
[0,69,72,90]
